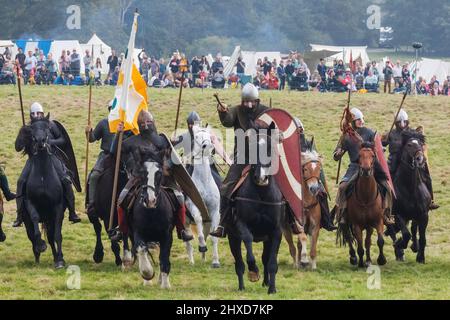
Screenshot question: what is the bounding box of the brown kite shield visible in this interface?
[257,109,304,223]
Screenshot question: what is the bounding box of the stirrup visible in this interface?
[210,226,227,238]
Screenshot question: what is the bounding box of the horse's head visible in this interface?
[401,130,426,169]
[31,115,51,153]
[135,147,163,209]
[192,125,214,160]
[359,142,376,177]
[252,122,279,187]
[301,150,323,197]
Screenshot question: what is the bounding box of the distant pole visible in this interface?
[84,44,95,191]
[174,75,184,134]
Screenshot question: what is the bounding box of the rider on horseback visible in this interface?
[85,100,120,216]
[172,111,222,187]
[333,108,394,226]
[382,109,439,210]
[13,102,81,227]
[294,118,336,232]
[109,110,194,242]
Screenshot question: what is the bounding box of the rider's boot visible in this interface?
[175,203,193,242]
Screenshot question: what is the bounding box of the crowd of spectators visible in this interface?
[1,46,449,96]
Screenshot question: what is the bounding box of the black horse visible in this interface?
[228,122,284,294]
[86,155,132,267]
[22,117,66,268]
[391,130,431,263]
[128,147,175,288]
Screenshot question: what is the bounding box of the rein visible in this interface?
[354,149,379,208]
[233,196,285,207]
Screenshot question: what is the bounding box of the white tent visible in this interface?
[49,40,85,72]
[414,58,450,83]
[224,46,282,77]
[81,34,112,74]
[310,44,371,66]
[0,40,18,58]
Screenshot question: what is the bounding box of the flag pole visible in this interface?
[174,74,184,134]
[15,62,25,126]
[84,44,95,191]
[108,129,124,231]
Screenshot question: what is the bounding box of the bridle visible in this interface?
[355,148,379,207]
[302,159,322,213]
[400,140,424,170]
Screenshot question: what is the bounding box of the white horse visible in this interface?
[185,125,221,268]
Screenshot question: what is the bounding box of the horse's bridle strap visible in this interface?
[233,197,285,207]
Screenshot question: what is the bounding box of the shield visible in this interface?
[257,109,303,223]
[374,134,396,199]
[209,128,232,166]
[53,120,82,193]
[160,134,209,222]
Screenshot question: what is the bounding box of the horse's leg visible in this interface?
[210,202,221,268]
[365,228,373,267]
[416,215,428,264]
[185,228,195,265]
[88,215,104,264]
[121,234,133,269]
[53,206,65,269]
[376,221,387,266]
[410,221,419,253]
[394,215,410,261]
[135,232,154,283]
[345,225,358,266]
[25,200,46,253]
[238,221,259,282]
[299,231,309,268]
[190,204,207,256]
[159,233,173,289]
[24,218,40,263]
[266,229,282,295]
[228,235,245,291]
[310,224,320,271]
[283,228,297,268]
[262,239,270,288]
[353,225,365,268]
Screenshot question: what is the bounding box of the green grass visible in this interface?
[0,85,449,300]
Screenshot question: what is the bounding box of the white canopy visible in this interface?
[0,40,18,58]
[414,58,450,83]
[224,46,282,77]
[81,34,112,74]
[310,44,371,66]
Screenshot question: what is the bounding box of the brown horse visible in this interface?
[340,143,387,268]
[284,151,323,270]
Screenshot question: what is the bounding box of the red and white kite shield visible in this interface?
[257,109,303,223]
[374,134,397,199]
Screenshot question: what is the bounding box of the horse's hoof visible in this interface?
[416,255,425,264]
[411,242,418,253]
[0,231,6,243]
[377,256,387,266]
[55,260,65,269]
[350,257,358,266]
[93,250,104,264]
[115,258,122,267]
[143,279,153,287]
[199,246,208,253]
[268,287,277,295]
[238,286,245,292]
[300,262,309,269]
[211,262,221,269]
[141,270,155,282]
[365,261,372,268]
[248,271,260,283]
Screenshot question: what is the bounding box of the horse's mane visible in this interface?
[301,150,323,165]
[17,125,33,156]
[401,129,426,146]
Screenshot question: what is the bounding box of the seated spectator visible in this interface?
[110,66,120,86]
[430,82,442,96]
[175,71,189,88]
[428,75,439,88]
[211,56,223,74]
[417,80,429,95]
[163,72,175,88]
[309,71,321,89]
[149,72,162,88]
[228,73,239,88]
[443,80,449,96]
[334,60,345,77]
[268,71,279,90]
[0,59,16,85]
[211,69,226,89]
[291,67,309,91]
[355,69,365,90]
[393,78,407,94]
[364,71,379,93]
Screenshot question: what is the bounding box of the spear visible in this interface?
[84,44,94,191]
[174,74,184,134]
[15,62,25,126]
[386,91,408,142]
[335,89,352,185]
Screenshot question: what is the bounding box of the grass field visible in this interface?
[0,85,449,300]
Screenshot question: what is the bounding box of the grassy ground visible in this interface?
[0,85,449,300]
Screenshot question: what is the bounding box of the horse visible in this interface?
[338,142,387,268]
[227,122,284,294]
[128,147,175,288]
[390,130,431,263]
[22,117,66,269]
[284,150,323,270]
[184,125,221,267]
[86,155,133,268]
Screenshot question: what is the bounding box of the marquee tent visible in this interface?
[81,34,112,74]
[224,46,282,77]
[310,44,371,66]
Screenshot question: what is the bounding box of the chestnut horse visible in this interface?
[284,150,323,270]
[339,142,387,268]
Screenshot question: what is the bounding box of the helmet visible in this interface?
[30,102,44,119]
[187,111,201,126]
[396,109,408,122]
[137,110,154,129]
[242,83,259,101]
[350,108,364,121]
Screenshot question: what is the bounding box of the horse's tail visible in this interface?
[336,223,355,247]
